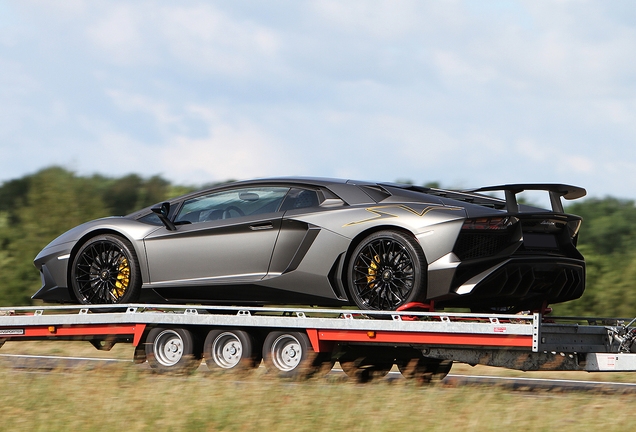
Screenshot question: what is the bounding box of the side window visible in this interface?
[137,212,162,225]
[175,187,290,224]
[280,188,320,211]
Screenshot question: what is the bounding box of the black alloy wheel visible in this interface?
[348,230,426,310]
[71,234,141,304]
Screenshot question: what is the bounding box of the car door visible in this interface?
[143,186,290,288]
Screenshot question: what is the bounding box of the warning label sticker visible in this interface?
[493,327,507,333]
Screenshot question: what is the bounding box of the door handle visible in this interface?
[250,222,274,231]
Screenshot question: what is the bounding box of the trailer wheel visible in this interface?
[434,360,453,380]
[262,331,333,379]
[145,327,201,374]
[398,357,452,383]
[339,359,392,383]
[204,329,261,371]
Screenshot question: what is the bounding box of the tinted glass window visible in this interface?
[280,188,320,211]
[175,187,290,224]
[137,213,162,225]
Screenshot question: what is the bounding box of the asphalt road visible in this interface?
[2,353,636,393]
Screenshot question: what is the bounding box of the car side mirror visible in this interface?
[151,202,176,231]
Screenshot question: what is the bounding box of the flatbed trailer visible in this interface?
[1,303,635,382]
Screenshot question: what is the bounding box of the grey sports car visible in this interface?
[33,178,586,311]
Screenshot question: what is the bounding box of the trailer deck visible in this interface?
[1,303,635,381]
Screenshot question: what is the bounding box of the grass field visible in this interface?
[1,341,636,431]
[3,340,636,383]
[1,365,635,431]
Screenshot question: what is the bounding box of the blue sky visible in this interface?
[1,1,636,201]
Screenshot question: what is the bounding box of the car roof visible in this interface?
[125,177,356,219]
[127,176,502,218]
[128,177,580,219]
[223,177,351,187]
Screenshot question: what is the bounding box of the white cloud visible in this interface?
[3,0,636,202]
[93,131,163,173]
[105,89,183,132]
[159,107,292,183]
[86,5,148,66]
[81,2,285,77]
[156,4,283,77]
[515,138,595,175]
[431,50,500,87]
[311,0,421,39]
[375,116,459,163]
[566,156,594,174]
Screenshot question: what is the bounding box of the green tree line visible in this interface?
[0,167,634,318]
[0,167,196,305]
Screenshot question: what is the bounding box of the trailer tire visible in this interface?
[262,331,332,379]
[434,359,453,380]
[145,327,201,374]
[398,356,452,383]
[204,329,261,371]
[339,358,392,383]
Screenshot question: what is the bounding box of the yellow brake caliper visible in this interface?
[114,257,130,299]
[367,255,380,287]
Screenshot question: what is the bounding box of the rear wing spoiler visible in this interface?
[463,184,587,213]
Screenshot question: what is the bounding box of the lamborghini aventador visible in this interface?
[33,178,586,311]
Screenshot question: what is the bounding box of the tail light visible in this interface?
[461,216,518,230]
[567,220,581,239]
